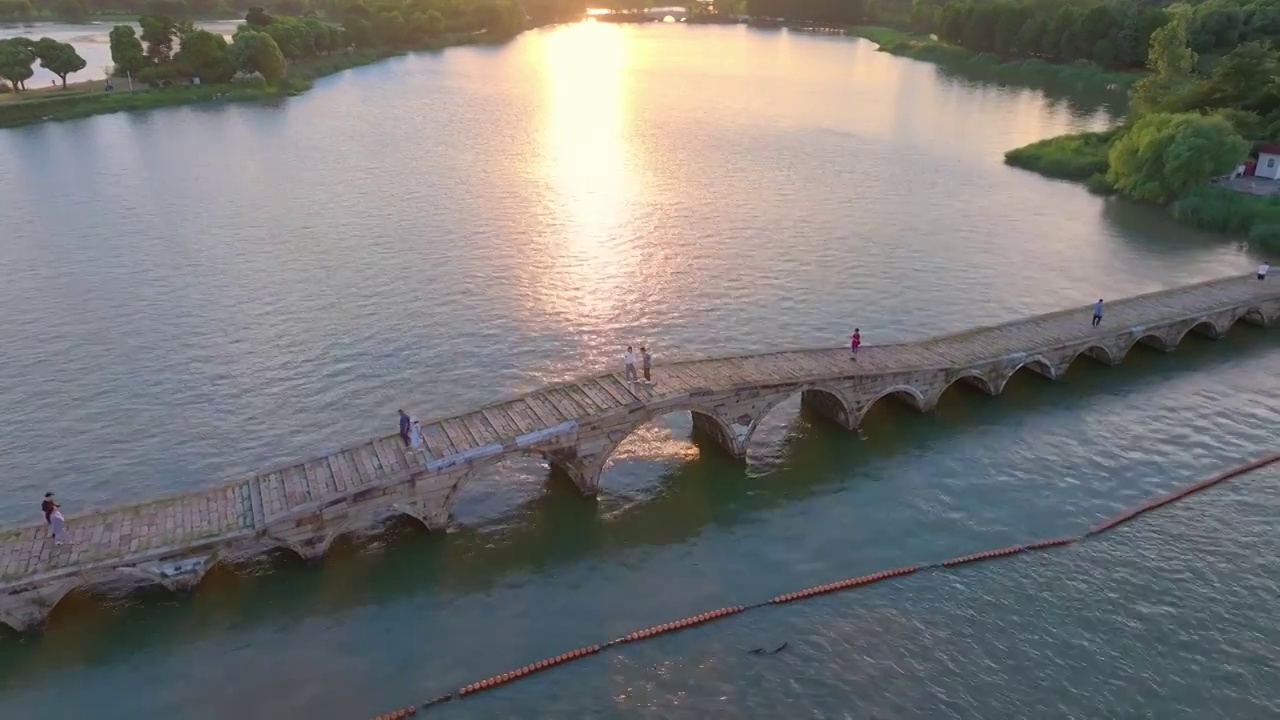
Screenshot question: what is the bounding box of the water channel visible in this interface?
[1,22,1277,719]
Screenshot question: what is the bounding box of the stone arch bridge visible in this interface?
[2,274,1277,633]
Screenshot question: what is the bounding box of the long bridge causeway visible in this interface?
[3,274,1278,633]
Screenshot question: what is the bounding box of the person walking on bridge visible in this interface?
[1259,261,1270,281]
[849,329,861,360]
[399,409,411,446]
[1092,299,1104,327]
[623,346,638,383]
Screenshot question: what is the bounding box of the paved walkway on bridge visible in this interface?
[3,274,1277,591]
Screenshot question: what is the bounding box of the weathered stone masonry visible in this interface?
[2,275,1277,633]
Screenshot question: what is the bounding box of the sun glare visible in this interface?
[533,23,641,325]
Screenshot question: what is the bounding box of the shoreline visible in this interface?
[0,35,480,130]
[846,26,1142,93]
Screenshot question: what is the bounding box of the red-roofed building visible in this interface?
[1254,143,1280,180]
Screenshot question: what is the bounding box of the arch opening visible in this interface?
[447,452,560,527]
[1070,344,1118,369]
[854,386,927,430]
[596,410,713,504]
[934,373,1001,418]
[745,392,812,468]
[44,572,173,629]
[320,510,432,558]
[1134,333,1174,353]
[1014,357,1057,380]
[1243,307,1269,327]
[215,541,312,578]
[1187,320,1225,341]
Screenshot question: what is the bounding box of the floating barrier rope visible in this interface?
[363,451,1280,719]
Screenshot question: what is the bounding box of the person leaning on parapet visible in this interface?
[399,408,411,446]
[41,492,58,524]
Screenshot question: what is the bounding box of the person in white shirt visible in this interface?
[1259,261,1270,281]
[623,346,637,383]
[410,420,424,449]
[50,509,66,546]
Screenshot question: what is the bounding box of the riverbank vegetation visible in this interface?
[998,1,1280,250]
[2,0,585,126]
[847,25,1138,89]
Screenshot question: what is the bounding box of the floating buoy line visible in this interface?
[363,452,1280,719]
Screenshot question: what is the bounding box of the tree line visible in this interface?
[2,0,579,93]
[0,36,85,90]
[736,0,1280,72]
[1,0,583,25]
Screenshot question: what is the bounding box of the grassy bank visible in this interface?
[0,39,467,130]
[848,26,1141,91]
[1005,133,1280,249]
[1003,129,1116,189]
[1173,188,1280,250]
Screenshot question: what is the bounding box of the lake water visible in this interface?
[1,23,1277,719]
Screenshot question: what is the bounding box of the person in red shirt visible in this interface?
[849,329,861,360]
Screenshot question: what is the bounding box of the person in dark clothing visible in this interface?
[41,492,58,524]
[399,409,411,446]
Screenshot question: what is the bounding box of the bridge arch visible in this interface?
[852,384,927,428]
[1172,319,1221,345]
[1070,343,1119,368]
[1013,355,1059,380]
[940,371,999,398]
[317,507,433,557]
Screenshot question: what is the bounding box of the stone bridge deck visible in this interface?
[2,274,1279,632]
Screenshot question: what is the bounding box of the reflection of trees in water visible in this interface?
[930,63,1126,120]
[1099,195,1238,257]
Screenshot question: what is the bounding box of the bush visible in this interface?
[1004,130,1117,181]
[1085,172,1115,194]
[1248,223,1280,252]
[0,82,10,94]
[230,71,267,89]
[1172,187,1280,234]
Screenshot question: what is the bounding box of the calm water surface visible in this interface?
[1,23,1277,719]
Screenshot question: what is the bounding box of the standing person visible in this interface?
[1259,261,1270,281]
[1092,299,1104,327]
[849,329,861,360]
[641,346,653,384]
[623,346,638,383]
[41,492,58,524]
[410,419,424,450]
[399,409,411,446]
[50,508,66,545]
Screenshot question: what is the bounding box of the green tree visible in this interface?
[229,29,286,83]
[33,38,87,89]
[1200,41,1277,111]
[1106,113,1249,204]
[1131,16,1197,115]
[0,0,35,20]
[140,15,179,63]
[54,0,88,22]
[245,5,275,25]
[0,39,35,92]
[109,25,148,77]
[176,29,235,83]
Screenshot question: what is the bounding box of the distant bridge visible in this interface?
[2,274,1278,633]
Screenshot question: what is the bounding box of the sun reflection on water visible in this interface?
[530,22,645,334]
